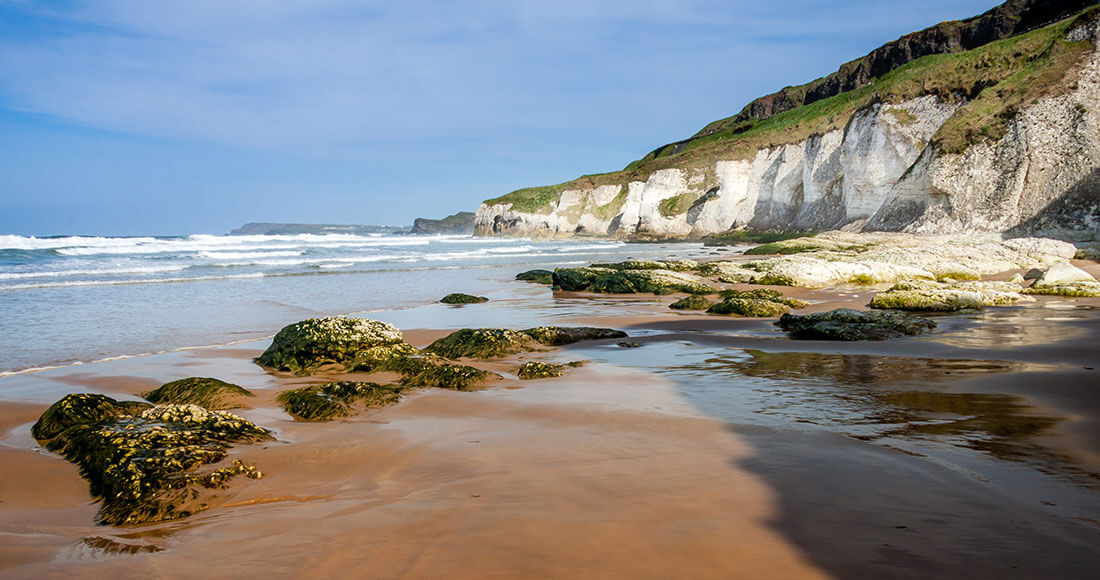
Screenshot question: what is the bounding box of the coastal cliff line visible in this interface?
[475,1,1100,242]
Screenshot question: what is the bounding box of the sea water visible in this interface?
[0,233,708,374]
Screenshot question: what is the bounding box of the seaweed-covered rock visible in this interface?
[348,342,423,373]
[522,326,627,346]
[516,361,567,379]
[718,288,809,308]
[1024,282,1100,297]
[424,328,542,359]
[590,259,697,272]
[277,382,405,421]
[31,393,151,441]
[144,377,254,410]
[708,298,790,317]
[777,308,936,341]
[552,267,714,295]
[34,396,271,526]
[1024,262,1100,296]
[870,280,1031,311]
[400,362,498,390]
[439,293,489,304]
[516,269,554,284]
[256,317,403,374]
[669,295,716,310]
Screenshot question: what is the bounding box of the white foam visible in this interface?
[0,272,266,291]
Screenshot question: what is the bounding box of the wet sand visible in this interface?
[1,278,1099,578]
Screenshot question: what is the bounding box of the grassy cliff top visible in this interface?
[483,4,1097,213]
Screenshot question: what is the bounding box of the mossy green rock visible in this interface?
[870,280,1031,311]
[424,328,541,359]
[553,267,713,295]
[522,326,627,346]
[144,377,254,410]
[708,298,790,317]
[516,269,554,284]
[34,395,271,526]
[277,381,405,421]
[440,293,489,304]
[517,361,567,379]
[669,295,716,310]
[1023,282,1100,297]
[400,362,498,390]
[256,317,404,374]
[777,308,936,341]
[718,288,810,308]
[32,393,151,441]
[590,259,697,272]
[348,342,423,373]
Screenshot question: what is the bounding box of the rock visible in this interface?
[32,393,151,441]
[144,377,254,410]
[591,259,697,272]
[440,293,489,304]
[399,362,499,390]
[424,328,542,359]
[255,317,404,374]
[1007,273,1026,284]
[618,341,642,348]
[516,269,554,284]
[522,326,627,346]
[34,395,271,526]
[516,361,568,379]
[277,382,405,421]
[869,280,1031,311]
[1024,282,1100,297]
[708,298,790,317]
[669,295,716,310]
[1023,268,1044,280]
[347,342,423,373]
[1034,261,1097,285]
[552,267,714,295]
[777,308,936,340]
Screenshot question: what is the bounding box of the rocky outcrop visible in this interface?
[475,5,1100,242]
[777,309,937,341]
[410,212,476,234]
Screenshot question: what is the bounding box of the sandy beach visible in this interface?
[2,260,1099,579]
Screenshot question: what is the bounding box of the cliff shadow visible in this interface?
[1008,167,1100,241]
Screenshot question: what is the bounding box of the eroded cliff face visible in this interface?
[475,19,1100,242]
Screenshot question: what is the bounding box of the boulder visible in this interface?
[523,326,627,346]
[255,317,403,374]
[34,395,271,526]
[870,280,1032,311]
[516,269,554,284]
[1033,261,1097,285]
[516,361,568,379]
[708,298,790,317]
[424,328,542,359]
[669,295,716,310]
[277,382,405,421]
[440,293,489,304]
[552,267,714,295]
[777,308,936,341]
[144,377,254,410]
[400,362,499,390]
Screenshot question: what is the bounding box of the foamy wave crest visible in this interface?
[198,250,304,259]
[0,264,190,280]
[0,272,265,291]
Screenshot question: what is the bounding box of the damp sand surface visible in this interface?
[1,286,1099,578]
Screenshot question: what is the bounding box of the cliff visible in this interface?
[410,212,476,235]
[476,1,1100,242]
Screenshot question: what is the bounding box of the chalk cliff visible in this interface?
[476,1,1100,242]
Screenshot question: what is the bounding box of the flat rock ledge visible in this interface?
[777,308,936,341]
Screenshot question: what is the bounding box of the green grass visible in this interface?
[481,6,1098,213]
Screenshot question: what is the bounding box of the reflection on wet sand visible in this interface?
[673,349,1095,482]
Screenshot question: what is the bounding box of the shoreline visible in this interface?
[1,243,1099,578]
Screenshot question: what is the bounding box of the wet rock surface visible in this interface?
[669,295,716,310]
[515,269,554,284]
[439,293,489,304]
[870,280,1032,311]
[706,289,809,317]
[255,317,404,374]
[32,394,272,526]
[553,266,714,295]
[144,377,254,410]
[277,381,406,421]
[777,308,936,341]
[516,361,568,379]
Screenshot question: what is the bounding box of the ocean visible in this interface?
[0,233,707,375]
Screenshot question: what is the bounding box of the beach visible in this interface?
[1,242,1099,579]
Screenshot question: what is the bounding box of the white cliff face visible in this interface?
[475,23,1100,241]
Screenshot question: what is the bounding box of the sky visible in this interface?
[0,0,1000,236]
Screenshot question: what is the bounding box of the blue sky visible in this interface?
[0,0,999,236]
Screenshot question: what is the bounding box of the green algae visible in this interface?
[439,293,489,304]
[277,381,406,421]
[1024,282,1100,297]
[669,295,716,310]
[522,326,627,346]
[255,317,404,375]
[424,328,541,359]
[34,395,272,526]
[516,269,554,284]
[717,288,809,309]
[144,377,254,410]
[707,298,790,317]
[516,361,568,379]
[400,362,497,391]
[777,308,936,341]
[347,342,423,373]
[553,266,714,295]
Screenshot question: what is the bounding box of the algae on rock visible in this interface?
[670,295,716,310]
[552,266,714,295]
[516,269,554,284]
[256,317,404,374]
[777,308,936,341]
[440,293,489,304]
[144,377,254,410]
[705,288,808,317]
[277,381,405,421]
[516,361,568,379]
[523,326,627,346]
[33,395,272,526]
[870,279,1032,311]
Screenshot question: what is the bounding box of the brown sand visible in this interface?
[1,283,1098,578]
